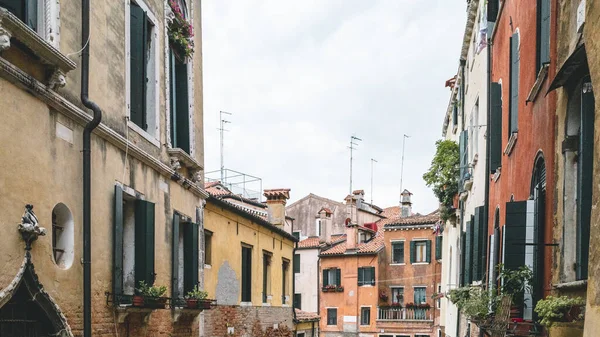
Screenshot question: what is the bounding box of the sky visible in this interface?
[201,0,467,215]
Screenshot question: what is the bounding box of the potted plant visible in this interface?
[185,285,209,309]
[390,302,402,308]
[497,264,534,317]
[405,302,415,309]
[419,303,431,310]
[534,296,585,327]
[379,291,389,302]
[167,0,194,62]
[136,281,168,309]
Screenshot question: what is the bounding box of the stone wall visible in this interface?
[202,305,293,337]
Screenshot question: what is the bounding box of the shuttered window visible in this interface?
[460,232,466,286]
[392,241,404,264]
[130,2,148,130]
[509,33,520,135]
[183,221,199,294]
[490,82,503,173]
[473,206,487,281]
[169,49,191,153]
[464,220,473,285]
[0,0,37,30]
[452,104,458,127]
[294,254,300,273]
[358,267,375,286]
[322,268,341,286]
[113,185,124,297]
[487,0,499,22]
[410,241,430,263]
[536,0,551,71]
[459,130,469,189]
[241,245,252,302]
[503,201,527,272]
[134,200,155,287]
[435,236,443,261]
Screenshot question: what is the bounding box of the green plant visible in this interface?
[136,281,167,298]
[423,140,460,221]
[497,264,533,307]
[168,0,194,61]
[448,286,494,321]
[534,296,585,327]
[186,285,208,300]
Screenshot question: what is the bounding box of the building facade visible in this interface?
[0,0,207,336]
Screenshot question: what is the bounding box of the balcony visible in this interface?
[377,306,433,321]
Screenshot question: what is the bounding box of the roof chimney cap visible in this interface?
[263,188,291,201]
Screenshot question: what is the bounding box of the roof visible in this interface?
[295,309,320,322]
[379,209,440,228]
[352,189,365,195]
[381,206,400,218]
[318,207,333,215]
[331,234,345,244]
[298,237,321,249]
[320,227,384,256]
[205,181,233,197]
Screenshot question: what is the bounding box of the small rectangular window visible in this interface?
[297,333,305,337]
[294,254,300,273]
[415,241,427,263]
[323,268,341,286]
[391,287,404,305]
[392,241,404,263]
[327,308,337,325]
[204,231,212,266]
[360,307,370,325]
[241,245,252,302]
[358,267,375,286]
[294,293,301,310]
[292,231,300,240]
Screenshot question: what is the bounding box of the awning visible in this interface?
[547,44,588,94]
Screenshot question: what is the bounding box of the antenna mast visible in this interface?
[370,158,378,205]
[219,111,232,182]
[399,134,410,204]
[348,135,362,194]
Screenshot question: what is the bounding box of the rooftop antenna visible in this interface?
[399,134,410,204]
[370,158,378,205]
[348,135,362,195]
[218,111,232,182]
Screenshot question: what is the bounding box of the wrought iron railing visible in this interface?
[377,307,432,321]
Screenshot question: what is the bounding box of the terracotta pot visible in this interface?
[132,295,144,307]
[198,300,212,309]
[186,299,199,309]
[144,297,167,309]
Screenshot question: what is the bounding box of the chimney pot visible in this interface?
[264,188,291,226]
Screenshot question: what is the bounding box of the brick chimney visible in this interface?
[345,192,361,250]
[318,207,333,243]
[400,189,413,218]
[264,189,291,227]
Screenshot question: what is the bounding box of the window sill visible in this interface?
[239,302,252,307]
[204,264,212,269]
[553,280,587,290]
[526,63,549,104]
[504,132,518,156]
[492,167,501,182]
[359,285,375,288]
[411,262,430,265]
[261,303,271,307]
[128,121,160,148]
[0,8,76,89]
[389,263,405,266]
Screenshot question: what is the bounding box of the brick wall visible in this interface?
[202,305,293,337]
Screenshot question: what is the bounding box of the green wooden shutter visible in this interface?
[171,213,180,299]
[459,130,469,189]
[435,236,443,261]
[0,0,24,20]
[241,246,252,302]
[294,254,300,273]
[476,206,487,281]
[183,221,199,294]
[322,269,329,286]
[113,185,124,297]
[577,80,595,280]
[504,201,527,272]
[539,0,551,67]
[130,3,147,130]
[410,241,416,264]
[465,220,473,284]
[358,267,364,286]
[473,211,481,280]
[460,232,466,286]
[509,33,520,135]
[175,61,190,153]
[452,104,458,126]
[487,0,499,22]
[370,267,376,285]
[425,240,432,263]
[335,268,341,286]
[490,82,503,173]
[135,200,155,286]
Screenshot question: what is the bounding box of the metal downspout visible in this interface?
[81,0,103,335]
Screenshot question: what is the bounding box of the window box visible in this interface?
[322,285,344,293]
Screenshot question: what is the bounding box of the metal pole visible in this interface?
[370,158,378,204]
[399,134,410,203]
[219,111,231,182]
[349,135,362,194]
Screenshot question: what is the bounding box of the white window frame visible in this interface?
[390,286,404,304]
[125,0,160,147]
[414,240,428,263]
[360,306,371,326]
[413,285,427,305]
[390,239,405,265]
[38,0,60,48]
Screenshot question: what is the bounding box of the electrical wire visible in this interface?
[66,34,90,57]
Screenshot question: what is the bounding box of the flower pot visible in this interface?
[186,299,199,309]
[198,300,212,309]
[565,305,584,322]
[132,295,145,307]
[144,297,167,309]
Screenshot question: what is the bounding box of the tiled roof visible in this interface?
[318,207,333,214]
[205,181,233,197]
[352,189,365,195]
[379,209,440,228]
[321,227,384,256]
[295,309,320,322]
[298,237,321,249]
[381,206,400,218]
[264,189,291,199]
[331,234,345,243]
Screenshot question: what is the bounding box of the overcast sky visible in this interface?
[201,0,467,214]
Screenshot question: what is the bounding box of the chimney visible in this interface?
[400,189,413,218]
[345,193,361,250]
[318,208,333,243]
[264,189,291,227]
[345,219,358,250]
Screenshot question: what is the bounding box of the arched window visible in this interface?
[52,203,74,269]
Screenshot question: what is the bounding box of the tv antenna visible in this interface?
[218,111,232,182]
[370,158,378,205]
[348,135,362,194]
[399,134,410,203]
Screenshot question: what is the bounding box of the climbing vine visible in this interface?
[422,140,459,221]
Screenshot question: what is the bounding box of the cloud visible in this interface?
[202,0,467,214]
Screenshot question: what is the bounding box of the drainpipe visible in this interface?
[81,0,103,335]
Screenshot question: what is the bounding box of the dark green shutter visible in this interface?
[294,293,301,310]
[465,220,473,284]
[490,82,503,173]
[294,254,300,273]
[358,267,364,286]
[459,130,468,189]
[292,232,300,240]
[487,0,499,22]
[504,201,527,272]
[577,80,594,280]
[452,104,458,126]
[477,206,487,281]
[113,185,124,297]
[473,211,481,280]
[460,232,466,286]
[410,241,416,264]
[539,0,550,68]
[170,51,190,153]
[509,33,520,135]
[435,236,443,261]
[336,268,341,286]
[425,240,431,263]
[135,200,155,286]
[171,213,180,299]
[183,221,199,294]
[322,269,329,286]
[241,246,252,301]
[130,3,147,130]
[370,267,376,285]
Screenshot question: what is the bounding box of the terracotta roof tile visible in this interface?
[298,237,321,248]
[295,309,320,322]
[379,209,440,228]
[318,207,333,215]
[381,206,399,218]
[321,227,384,256]
[263,189,291,199]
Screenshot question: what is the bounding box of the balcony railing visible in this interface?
[377,306,432,321]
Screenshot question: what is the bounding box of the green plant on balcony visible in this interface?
[497,264,533,309]
[135,281,168,309]
[423,140,459,221]
[185,285,210,309]
[168,0,194,62]
[448,286,495,322]
[534,296,585,327]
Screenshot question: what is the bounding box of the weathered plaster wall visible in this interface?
[295,247,320,313]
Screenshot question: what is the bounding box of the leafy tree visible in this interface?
[423,140,459,221]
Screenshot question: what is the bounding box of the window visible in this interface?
[358,267,375,286]
[410,240,431,264]
[282,259,289,304]
[536,0,550,72]
[360,307,370,325]
[435,236,443,261]
[416,335,430,337]
[509,32,520,136]
[204,230,212,266]
[391,241,404,264]
[327,308,337,325]
[414,287,426,304]
[490,82,503,173]
[262,252,272,303]
[323,268,341,286]
[294,254,300,273]
[470,99,479,161]
[171,212,199,300]
[113,185,156,298]
[315,219,321,236]
[0,0,37,30]
[292,231,300,240]
[294,293,301,310]
[391,287,404,305]
[297,333,305,337]
[51,203,74,269]
[241,245,252,302]
[128,0,158,139]
[459,130,469,188]
[169,47,191,153]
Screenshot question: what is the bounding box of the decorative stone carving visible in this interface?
[48,69,67,89]
[191,169,202,183]
[170,156,182,171]
[18,204,47,250]
[0,27,11,51]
